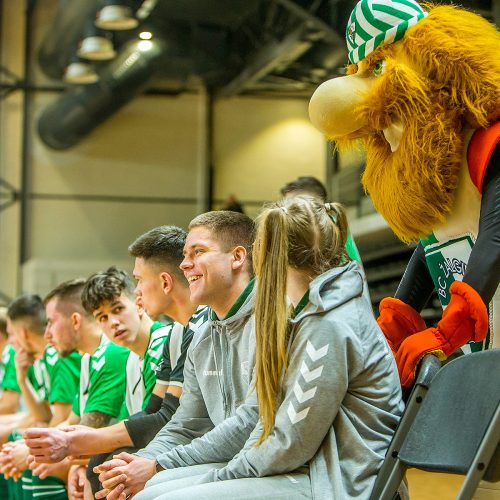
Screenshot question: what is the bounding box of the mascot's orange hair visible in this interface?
[338,5,500,242]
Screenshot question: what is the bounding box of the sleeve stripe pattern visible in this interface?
[288,340,329,426]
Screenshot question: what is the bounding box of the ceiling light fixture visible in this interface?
[95,2,139,31]
[137,40,154,52]
[64,61,99,84]
[78,35,116,60]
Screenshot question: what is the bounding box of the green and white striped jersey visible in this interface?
[156,306,211,388]
[8,431,68,500]
[124,322,170,416]
[21,470,67,500]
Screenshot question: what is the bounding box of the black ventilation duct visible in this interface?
[38,0,100,81]
[38,38,167,150]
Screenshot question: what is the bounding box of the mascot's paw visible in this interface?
[442,281,489,348]
[395,329,446,389]
[395,281,488,389]
[377,298,427,353]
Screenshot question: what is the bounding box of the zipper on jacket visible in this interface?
[212,323,229,417]
[221,327,232,418]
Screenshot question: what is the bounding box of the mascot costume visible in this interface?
[309,0,499,390]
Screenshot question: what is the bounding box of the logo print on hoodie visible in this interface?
[203,369,223,376]
[288,340,329,425]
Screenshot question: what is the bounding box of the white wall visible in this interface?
[29,92,207,260]
[214,97,326,218]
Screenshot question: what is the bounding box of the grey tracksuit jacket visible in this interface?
[136,284,258,467]
[202,262,403,499]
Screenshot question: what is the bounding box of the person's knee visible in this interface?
[87,452,111,494]
[144,469,173,488]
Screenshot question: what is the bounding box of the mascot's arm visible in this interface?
[462,143,500,304]
[377,245,432,352]
[396,144,499,389]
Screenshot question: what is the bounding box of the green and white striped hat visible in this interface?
[346,0,428,64]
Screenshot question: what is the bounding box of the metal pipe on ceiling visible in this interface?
[38,37,167,150]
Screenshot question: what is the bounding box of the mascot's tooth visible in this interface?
[382,121,404,152]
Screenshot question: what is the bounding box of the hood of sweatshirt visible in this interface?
[210,280,255,333]
[291,261,364,323]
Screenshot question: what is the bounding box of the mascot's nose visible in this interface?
[309,74,373,138]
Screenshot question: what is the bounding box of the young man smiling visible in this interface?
[94,211,258,500]
[25,226,210,496]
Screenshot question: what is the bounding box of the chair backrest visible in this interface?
[398,349,500,474]
[369,354,442,500]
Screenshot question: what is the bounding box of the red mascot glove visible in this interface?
[396,281,489,389]
[377,298,427,353]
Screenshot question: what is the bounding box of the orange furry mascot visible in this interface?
[309,0,500,389]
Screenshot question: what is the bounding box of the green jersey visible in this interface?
[40,345,81,404]
[124,323,170,416]
[72,336,129,419]
[346,232,362,264]
[0,344,21,394]
[1,348,78,500]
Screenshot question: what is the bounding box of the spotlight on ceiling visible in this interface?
[95,2,139,31]
[78,35,116,60]
[137,40,154,52]
[64,60,99,85]
[139,31,152,40]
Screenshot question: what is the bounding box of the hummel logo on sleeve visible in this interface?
[287,401,310,424]
[306,340,329,362]
[300,361,323,383]
[293,381,317,403]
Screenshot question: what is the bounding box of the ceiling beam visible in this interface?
[216,0,345,97]
[215,24,314,97]
[274,0,343,45]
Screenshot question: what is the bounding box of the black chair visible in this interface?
[372,349,500,500]
[369,354,442,500]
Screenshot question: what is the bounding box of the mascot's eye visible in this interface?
[373,60,384,76]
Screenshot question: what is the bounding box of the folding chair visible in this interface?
[369,354,442,500]
[375,349,500,500]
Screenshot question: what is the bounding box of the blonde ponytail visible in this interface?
[253,208,290,445]
[253,196,350,445]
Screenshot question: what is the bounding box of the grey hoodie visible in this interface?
[203,262,403,499]
[136,281,258,467]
